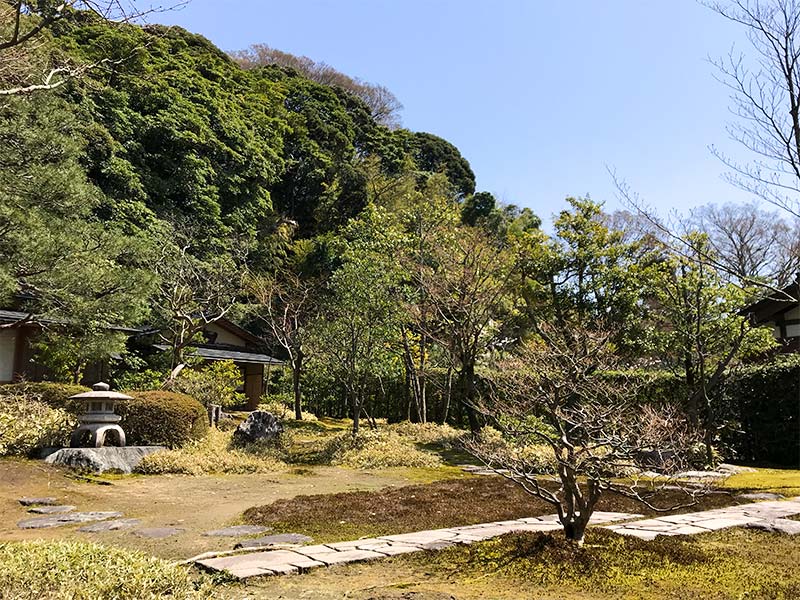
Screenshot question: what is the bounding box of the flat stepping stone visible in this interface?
[18,497,58,506]
[79,518,141,533]
[17,511,122,530]
[738,492,784,501]
[718,463,757,474]
[197,549,325,578]
[203,525,270,537]
[28,505,75,514]
[234,533,312,549]
[133,527,183,539]
[606,498,800,539]
[745,519,800,535]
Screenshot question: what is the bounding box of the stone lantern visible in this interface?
[69,382,131,448]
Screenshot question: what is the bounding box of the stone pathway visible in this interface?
[196,497,800,580]
[605,497,800,540]
[195,511,641,579]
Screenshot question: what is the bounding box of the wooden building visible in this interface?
[741,281,800,352]
[0,312,281,409]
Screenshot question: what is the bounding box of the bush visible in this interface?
[113,369,167,392]
[722,355,800,466]
[136,429,285,475]
[116,391,208,448]
[0,391,75,456]
[0,382,88,414]
[0,539,211,599]
[323,429,443,469]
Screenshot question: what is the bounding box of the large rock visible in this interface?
[44,446,165,474]
[232,411,283,445]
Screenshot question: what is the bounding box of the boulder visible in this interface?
[44,446,166,474]
[232,411,283,445]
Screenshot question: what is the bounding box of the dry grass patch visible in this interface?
[0,539,212,599]
[414,528,800,599]
[136,429,285,475]
[242,476,741,543]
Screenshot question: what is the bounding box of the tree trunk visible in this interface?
[292,349,303,421]
[562,518,588,546]
[351,388,361,436]
[459,362,479,432]
[440,364,453,424]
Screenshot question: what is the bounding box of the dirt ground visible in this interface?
[0,458,463,561]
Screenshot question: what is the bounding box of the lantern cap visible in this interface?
[69,382,133,401]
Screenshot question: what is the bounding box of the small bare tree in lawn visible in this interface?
[467,324,704,545]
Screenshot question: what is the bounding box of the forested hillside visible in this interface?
[1,7,792,442]
[0,10,522,410]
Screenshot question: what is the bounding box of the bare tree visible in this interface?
[467,324,705,545]
[249,270,319,420]
[706,0,800,218]
[231,43,403,128]
[691,201,800,287]
[423,225,515,431]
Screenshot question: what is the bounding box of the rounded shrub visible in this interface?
[116,391,208,448]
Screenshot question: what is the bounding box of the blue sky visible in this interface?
[153,0,757,223]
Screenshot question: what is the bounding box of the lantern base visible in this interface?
[44,446,165,474]
[70,424,126,448]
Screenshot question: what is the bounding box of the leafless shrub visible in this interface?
[466,324,708,545]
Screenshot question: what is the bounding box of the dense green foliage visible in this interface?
[722,355,800,466]
[116,390,208,447]
[0,8,791,463]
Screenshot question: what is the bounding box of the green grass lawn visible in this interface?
[722,468,800,497]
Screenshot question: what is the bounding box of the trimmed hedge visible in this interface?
[722,355,800,466]
[117,391,208,448]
